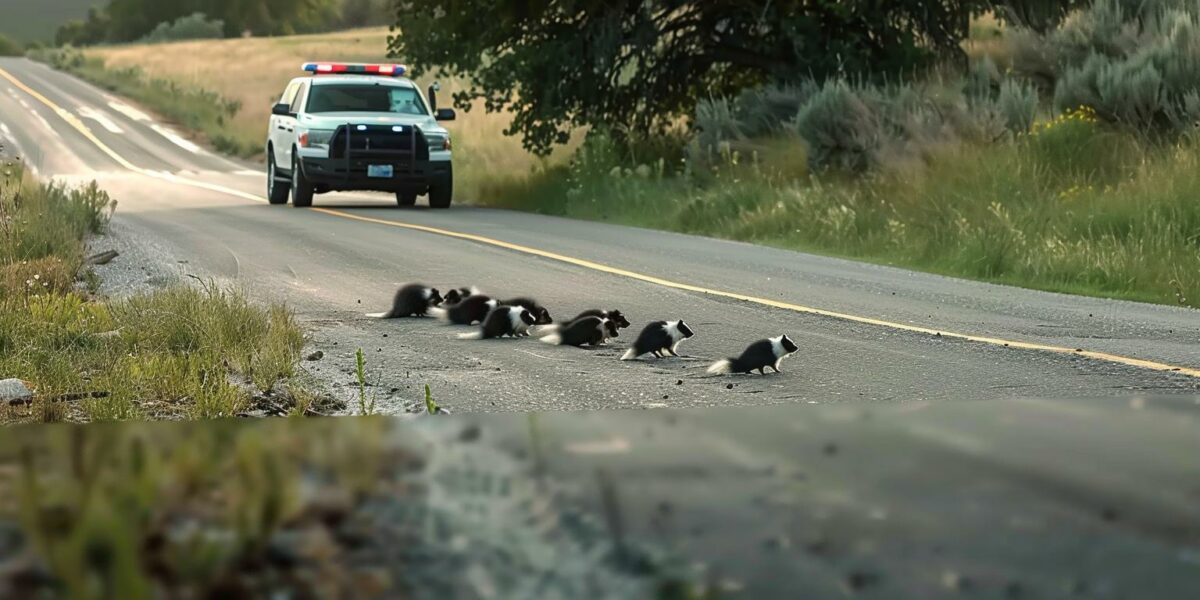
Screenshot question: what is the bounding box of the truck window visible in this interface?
[306,85,428,115]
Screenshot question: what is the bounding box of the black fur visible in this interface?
[541,316,607,346]
[622,320,693,360]
[464,306,537,339]
[372,283,443,318]
[442,287,476,305]
[503,297,553,325]
[434,294,496,325]
[602,319,620,341]
[573,309,630,329]
[710,335,799,375]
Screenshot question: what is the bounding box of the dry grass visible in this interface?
[87,28,569,199]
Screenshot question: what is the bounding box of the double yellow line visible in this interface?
[3,65,1197,379]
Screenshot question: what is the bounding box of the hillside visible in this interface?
[0,0,96,43]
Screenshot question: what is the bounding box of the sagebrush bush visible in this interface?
[140,12,225,44]
[791,81,882,172]
[998,79,1040,133]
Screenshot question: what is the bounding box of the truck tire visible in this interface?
[396,192,417,207]
[267,153,290,204]
[291,154,314,208]
[428,179,452,209]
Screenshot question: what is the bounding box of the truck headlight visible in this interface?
[299,129,334,148]
[427,134,450,152]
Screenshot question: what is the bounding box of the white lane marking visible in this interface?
[77,106,124,134]
[107,100,150,122]
[231,169,262,177]
[149,123,203,154]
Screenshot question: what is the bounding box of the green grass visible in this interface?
[0,418,393,597]
[478,118,1200,308]
[1,163,309,424]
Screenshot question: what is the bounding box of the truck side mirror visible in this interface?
[435,108,456,121]
[272,102,292,116]
[428,81,441,112]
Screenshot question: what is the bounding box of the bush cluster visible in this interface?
[139,13,225,44]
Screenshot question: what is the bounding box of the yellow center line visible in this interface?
[4,65,1197,379]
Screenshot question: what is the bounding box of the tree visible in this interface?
[389,0,1008,154]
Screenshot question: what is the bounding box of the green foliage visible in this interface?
[0,33,22,56]
[54,0,343,46]
[354,347,377,416]
[390,1,999,155]
[139,12,225,44]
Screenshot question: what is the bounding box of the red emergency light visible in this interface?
[301,62,408,76]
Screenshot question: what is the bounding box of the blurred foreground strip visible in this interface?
[0,397,1198,599]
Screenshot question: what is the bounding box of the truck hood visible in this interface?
[297,112,447,136]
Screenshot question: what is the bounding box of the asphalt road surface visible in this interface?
[1,57,1197,412]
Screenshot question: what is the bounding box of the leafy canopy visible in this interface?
[389,0,1041,154]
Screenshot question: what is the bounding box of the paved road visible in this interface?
[1,57,1197,412]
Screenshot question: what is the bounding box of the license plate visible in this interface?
[367,164,394,178]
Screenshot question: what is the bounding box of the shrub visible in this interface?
[791,81,882,172]
[0,34,22,57]
[139,13,225,44]
[998,79,1040,133]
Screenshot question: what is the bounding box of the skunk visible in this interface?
[503,297,553,326]
[428,294,497,325]
[442,286,481,305]
[707,335,799,375]
[620,320,694,360]
[571,309,630,329]
[365,283,443,318]
[539,316,608,347]
[459,306,537,339]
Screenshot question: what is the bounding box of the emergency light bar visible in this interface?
[301,62,407,76]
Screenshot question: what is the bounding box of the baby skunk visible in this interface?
[459,306,537,339]
[365,283,443,318]
[571,309,630,329]
[503,297,553,325]
[707,335,799,375]
[621,320,694,360]
[442,286,481,305]
[539,316,609,347]
[429,294,497,325]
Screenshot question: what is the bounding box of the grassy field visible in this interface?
[0,164,314,425]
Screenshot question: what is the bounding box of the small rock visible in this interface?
[1100,507,1120,522]
[675,380,682,385]
[0,379,33,403]
[725,383,734,390]
[305,350,324,361]
[823,442,839,456]
[662,395,668,400]
[382,333,388,338]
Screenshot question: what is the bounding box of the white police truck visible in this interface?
[266,62,455,208]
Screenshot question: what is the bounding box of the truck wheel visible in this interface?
[428,180,452,209]
[396,192,417,207]
[291,154,314,208]
[267,153,290,204]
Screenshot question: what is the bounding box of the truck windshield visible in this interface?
[306,84,428,115]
